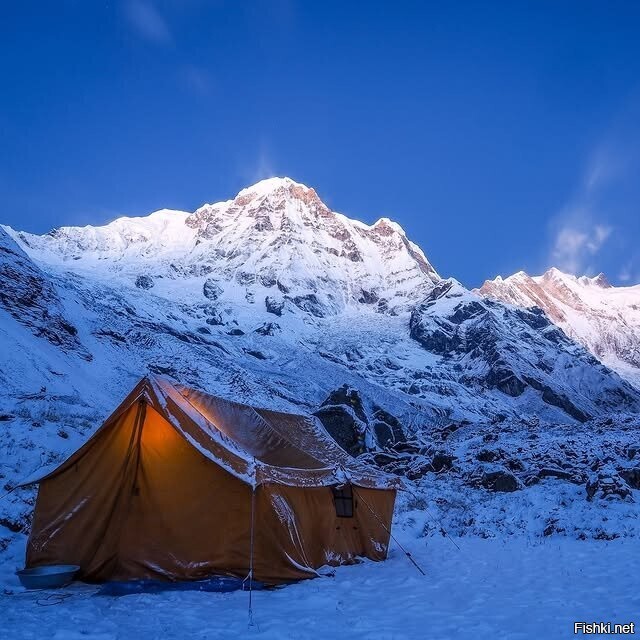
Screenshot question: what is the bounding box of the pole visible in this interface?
[247,476,256,627]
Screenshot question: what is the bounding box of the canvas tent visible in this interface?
[24,376,400,584]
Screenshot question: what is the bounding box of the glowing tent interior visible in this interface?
[23,376,399,584]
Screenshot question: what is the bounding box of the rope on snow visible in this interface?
[353,487,426,576]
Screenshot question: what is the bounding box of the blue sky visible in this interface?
[1,1,639,287]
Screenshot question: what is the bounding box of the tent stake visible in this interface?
[353,488,426,576]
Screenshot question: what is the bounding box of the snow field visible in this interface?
[1,531,638,640]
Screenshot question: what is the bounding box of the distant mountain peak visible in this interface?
[579,272,611,288]
[477,267,640,387]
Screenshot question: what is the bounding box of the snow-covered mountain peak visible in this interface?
[579,272,611,288]
[233,176,322,205]
[6,179,441,317]
[477,268,640,387]
[531,267,612,290]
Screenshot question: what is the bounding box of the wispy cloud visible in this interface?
[618,258,640,285]
[239,146,277,185]
[618,262,633,283]
[124,0,172,45]
[546,99,640,283]
[551,223,612,275]
[547,149,618,275]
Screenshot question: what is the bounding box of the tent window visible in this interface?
[332,485,354,518]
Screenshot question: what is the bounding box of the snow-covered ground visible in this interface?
[1,531,637,640]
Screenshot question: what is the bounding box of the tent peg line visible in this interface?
[353,487,426,577]
[405,487,463,554]
[0,458,64,503]
[0,485,18,503]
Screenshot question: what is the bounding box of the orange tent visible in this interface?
[24,376,400,584]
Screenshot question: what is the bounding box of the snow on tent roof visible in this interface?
[23,375,400,490]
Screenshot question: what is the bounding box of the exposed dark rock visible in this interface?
[541,386,590,423]
[431,452,456,472]
[290,293,325,317]
[376,298,389,314]
[390,440,423,454]
[259,274,277,288]
[254,217,274,232]
[0,228,91,359]
[514,306,550,331]
[203,278,223,301]
[135,275,154,289]
[144,322,209,345]
[235,271,256,286]
[409,314,461,355]
[371,406,406,446]
[439,423,462,440]
[203,306,223,326]
[449,300,486,325]
[93,329,127,343]
[321,385,367,422]
[254,322,280,336]
[358,289,379,304]
[314,405,365,456]
[480,467,520,492]
[227,328,245,336]
[407,277,627,422]
[265,296,284,316]
[371,452,400,467]
[341,242,363,263]
[373,422,395,448]
[619,467,640,489]
[476,449,502,463]
[486,367,526,397]
[505,458,525,472]
[586,472,633,501]
[0,515,27,534]
[148,363,180,377]
[627,445,640,460]
[405,460,434,481]
[244,349,267,360]
[537,467,573,481]
[543,518,565,536]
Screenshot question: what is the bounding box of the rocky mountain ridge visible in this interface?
[478,268,640,387]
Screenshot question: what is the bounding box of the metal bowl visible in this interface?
[16,565,80,589]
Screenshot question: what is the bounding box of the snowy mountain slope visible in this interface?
[0,228,91,361]
[2,178,638,428]
[477,268,640,387]
[409,279,639,422]
[2,177,640,549]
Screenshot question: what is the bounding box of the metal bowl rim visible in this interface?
[16,565,80,576]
